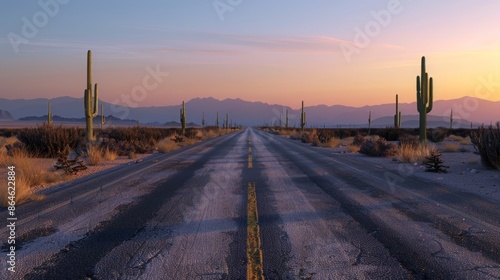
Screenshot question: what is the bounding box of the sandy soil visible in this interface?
[312,137,500,203]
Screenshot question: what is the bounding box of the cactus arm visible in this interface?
[426,77,433,113]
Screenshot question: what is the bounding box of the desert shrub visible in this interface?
[87,145,104,166]
[128,151,137,159]
[316,129,335,143]
[335,129,354,139]
[460,136,472,145]
[17,124,84,158]
[424,150,449,173]
[321,137,340,148]
[156,138,179,153]
[347,144,361,153]
[103,147,118,161]
[360,138,398,157]
[301,130,318,144]
[471,125,500,170]
[397,142,432,163]
[378,127,400,141]
[428,127,449,143]
[441,142,460,153]
[103,127,176,155]
[352,134,366,146]
[185,128,202,139]
[448,135,464,142]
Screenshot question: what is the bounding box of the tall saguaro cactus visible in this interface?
[449,110,453,130]
[216,112,219,128]
[100,104,105,130]
[180,101,186,135]
[416,56,434,142]
[84,50,98,141]
[285,109,289,128]
[300,101,306,131]
[368,110,371,135]
[394,94,401,128]
[225,113,229,130]
[47,101,53,125]
[202,112,205,128]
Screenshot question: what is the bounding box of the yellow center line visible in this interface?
[247,182,264,279]
[248,136,253,168]
[248,154,253,168]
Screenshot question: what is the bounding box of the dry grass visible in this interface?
[156,138,179,153]
[364,135,380,141]
[203,129,219,139]
[448,134,464,142]
[87,146,104,166]
[347,144,361,153]
[441,142,460,153]
[460,136,472,145]
[103,147,118,161]
[0,151,70,207]
[321,137,341,148]
[396,142,433,163]
[341,137,354,146]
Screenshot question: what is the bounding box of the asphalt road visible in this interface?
[1,127,499,279]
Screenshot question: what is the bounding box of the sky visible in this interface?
[1,0,500,109]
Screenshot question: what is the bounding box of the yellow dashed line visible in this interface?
[248,154,253,169]
[247,182,264,279]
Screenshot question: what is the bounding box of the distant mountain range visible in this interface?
[0,96,499,128]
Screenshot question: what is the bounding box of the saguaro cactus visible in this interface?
[300,101,306,131]
[394,94,401,128]
[100,104,105,130]
[47,101,53,125]
[216,112,219,128]
[285,109,289,128]
[202,112,205,128]
[416,56,434,142]
[225,113,229,130]
[368,110,371,135]
[180,101,186,135]
[84,50,98,141]
[449,110,453,130]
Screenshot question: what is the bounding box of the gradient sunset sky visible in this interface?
[1,1,499,109]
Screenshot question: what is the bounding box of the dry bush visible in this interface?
[360,138,398,157]
[0,147,7,166]
[397,142,432,163]
[0,152,70,207]
[87,145,104,166]
[17,124,83,158]
[448,135,464,142]
[340,136,354,146]
[1,176,44,207]
[103,147,118,161]
[321,137,340,148]
[460,136,472,145]
[364,135,380,141]
[157,138,179,153]
[471,125,500,170]
[428,127,449,143]
[347,144,361,153]
[203,129,219,139]
[128,151,137,159]
[441,142,460,153]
